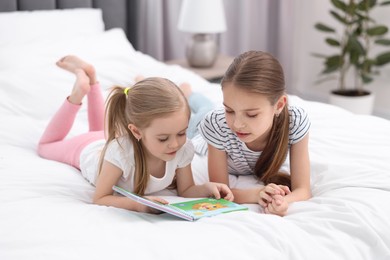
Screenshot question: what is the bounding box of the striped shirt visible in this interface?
[196,106,310,176]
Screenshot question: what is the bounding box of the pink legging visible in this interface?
[38,84,105,169]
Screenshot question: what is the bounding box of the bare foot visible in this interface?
[178,82,192,100]
[67,69,91,105]
[134,75,145,83]
[56,55,97,85]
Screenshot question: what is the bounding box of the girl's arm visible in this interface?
[93,160,165,213]
[231,187,265,204]
[176,163,233,200]
[208,144,229,184]
[207,144,261,203]
[284,133,311,203]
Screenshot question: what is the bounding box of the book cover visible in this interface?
[113,185,248,221]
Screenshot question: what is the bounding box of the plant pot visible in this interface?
[329,90,375,115]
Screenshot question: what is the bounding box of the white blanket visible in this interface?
[1,28,390,260]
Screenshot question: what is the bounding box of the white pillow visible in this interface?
[0,28,135,71]
[0,8,104,46]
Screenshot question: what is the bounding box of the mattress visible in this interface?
[1,18,390,260]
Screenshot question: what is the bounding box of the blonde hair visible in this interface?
[221,51,291,188]
[99,77,190,195]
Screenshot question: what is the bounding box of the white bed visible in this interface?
[1,8,390,260]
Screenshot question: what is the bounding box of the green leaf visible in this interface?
[380,1,390,6]
[345,1,358,14]
[375,39,390,45]
[376,51,390,65]
[347,36,365,54]
[311,53,329,58]
[326,38,341,46]
[323,55,342,73]
[367,25,388,36]
[331,0,347,10]
[361,59,374,74]
[315,23,336,32]
[326,55,342,65]
[357,0,377,11]
[363,58,377,67]
[350,50,360,64]
[330,10,348,25]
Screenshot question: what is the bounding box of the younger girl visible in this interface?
[198,51,311,216]
[38,55,232,214]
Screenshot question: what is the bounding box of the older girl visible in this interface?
[198,51,311,216]
[38,55,232,214]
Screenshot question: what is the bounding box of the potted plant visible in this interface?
[314,0,390,114]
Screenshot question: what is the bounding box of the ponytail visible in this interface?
[254,106,291,189]
[98,86,148,195]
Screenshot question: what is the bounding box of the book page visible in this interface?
[170,198,248,220]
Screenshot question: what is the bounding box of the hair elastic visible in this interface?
[124,87,131,97]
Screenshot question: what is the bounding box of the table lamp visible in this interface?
[178,0,226,68]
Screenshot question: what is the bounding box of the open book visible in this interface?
[113,185,248,221]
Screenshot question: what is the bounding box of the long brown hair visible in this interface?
[221,51,291,188]
[98,77,190,195]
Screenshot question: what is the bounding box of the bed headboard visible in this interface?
[0,0,138,49]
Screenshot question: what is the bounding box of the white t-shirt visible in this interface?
[79,136,194,195]
[197,106,310,176]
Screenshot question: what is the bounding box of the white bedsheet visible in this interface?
[1,28,390,260]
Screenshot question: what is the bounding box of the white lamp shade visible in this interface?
[178,0,227,33]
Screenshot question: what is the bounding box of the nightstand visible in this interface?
[166,54,234,82]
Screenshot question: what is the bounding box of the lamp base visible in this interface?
[186,34,218,68]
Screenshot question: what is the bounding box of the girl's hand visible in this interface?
[264,194,288,217]
[204,182,234,201]
[257,183,290,207]
[137,196,169,214]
